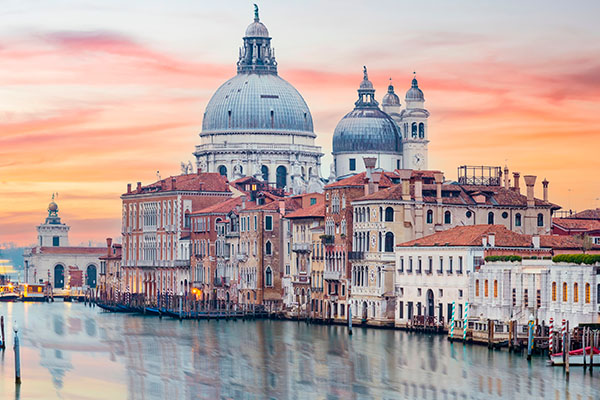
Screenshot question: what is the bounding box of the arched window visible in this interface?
[426,210,433,224]
[218,165,228,176]
[537,213,544,227]
[265,267,273,287]
[586,283,591,303]
[418,123,425,138]
[487,212,494,225]
[562,282,568,302]
[276,166,287,189]
[493,280,498,298]
[515,213,522,227]
[552,282,556,301]
[484,279,489,297]
[379,207,383,222]
[261,165,269,182]
[411,122,417,138]
[86,265,97,288]
[385,207,394,222]
[265,240,272,255]
[574,282,579,303]
[384,232,394,252]
[444,211,451,224]
[54,264,65,289]
[475,279,480,297]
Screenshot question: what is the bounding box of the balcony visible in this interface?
[214,277,230,287]
[237,253,247,262]
[324,270,341,280]
[292,242,311,253]
[348,251,364,260]
[320,235,334,245]
[293,274,310,284]
[174,260,190,267]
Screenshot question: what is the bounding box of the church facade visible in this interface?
[194,7,324,195]
[332,70,429,180]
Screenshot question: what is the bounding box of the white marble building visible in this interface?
[194,8,324,194]
[23,198,105,290]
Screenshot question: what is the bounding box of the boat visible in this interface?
[0,284,19,302]
[549,346,600,366]
[96,303,119,312]
[21,284,48,302]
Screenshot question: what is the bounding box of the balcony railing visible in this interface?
[348,251,364,260]
[293,274,309,284]
[324,270,341,280]
[292,243,311,252]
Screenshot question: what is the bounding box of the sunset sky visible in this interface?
[1,0,600,246]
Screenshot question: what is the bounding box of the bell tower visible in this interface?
[37,194,70,247]
[401,73,430,170]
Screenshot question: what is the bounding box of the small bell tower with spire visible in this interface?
[36,193,70,247]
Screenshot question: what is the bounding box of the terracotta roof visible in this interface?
[540,235,600,250]
[123,173,230,196]
[397,225,600,251]
[191,197,243,215]
[325,171,397,189]
[286,203,325,219]
[397,225,534,247]
[570,208,600,220]
[355,181,559,209]
[552,218,600,232]
[33,247,106,255]
[244,196,302,213]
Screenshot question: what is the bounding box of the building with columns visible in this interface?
[194,7,324,194]
[331,70,429,180]
[23,198,105,292]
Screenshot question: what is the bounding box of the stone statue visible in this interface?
[363,66,368,81]
[180,162,187,175]
[254,4,259,20]
[187,160,193,174]
[328,162,336,182]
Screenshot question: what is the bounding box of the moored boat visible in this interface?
[549,346,600,366]
[0,284,19,302]
[21,284,48,302]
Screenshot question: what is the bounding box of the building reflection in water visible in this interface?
[0,303,599,400]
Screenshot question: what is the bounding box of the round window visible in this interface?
[502,212,508,219]
[466,211,472,218]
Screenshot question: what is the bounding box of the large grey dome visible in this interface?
[332,67,401,153]
[202,72,314,135]
[332,108,401,153]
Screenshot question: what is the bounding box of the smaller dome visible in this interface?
[245,21,269,37]
[382,80,400,106]
[406,77,424,101]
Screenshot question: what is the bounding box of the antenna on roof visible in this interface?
[156,170,161,180]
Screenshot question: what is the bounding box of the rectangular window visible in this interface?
[397,159,401,170]
[265,215,273,231]
[417,258,422,274]
[310,197,317,206]
[399,257,404,272]
[448,257,453,274]
[458,256,463,274]
[254,216,257,231]
[408,257,413,273]
[399,301,404,319]
[349,158,356,171]
[427,257,433,274]
[52,236,60,247]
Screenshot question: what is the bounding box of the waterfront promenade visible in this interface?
[0,301,598,399]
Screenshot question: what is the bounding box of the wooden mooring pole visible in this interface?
[348,306,353,335]
[13,322,21,385]
[566,322,570,376]
[0,316,5,350]
[583,328,587,372]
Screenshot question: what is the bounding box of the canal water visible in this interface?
[0,302,597,400]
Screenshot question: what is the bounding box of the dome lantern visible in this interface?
[237,4,277,74]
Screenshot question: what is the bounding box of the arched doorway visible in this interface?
[362,301,368,321]
[276,166,287,189]
[86,265,97,288]
[54,264,65,289]
[427,289,434,318]
[261,165,269,182]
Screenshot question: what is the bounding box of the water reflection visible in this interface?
[0,303,599,399]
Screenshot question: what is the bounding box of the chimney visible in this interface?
[512,172,520,193]
[503,166,509,189]
[414,178,423,202]
[279,199,286,216]
[542,178,549,202]
[523,175,536,207]
[241,195,247,209]
[397,170,412,201]
[532,234,540,249]
[171,177,176,190]
[136,182,142,192]
[127,183,132,194]
[363,157,377,196]
[434,172,444,204]
[488,233,495,247]
[106,237,113,255]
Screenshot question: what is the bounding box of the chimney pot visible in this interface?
[503,166,509,189]
[127,183,132,193]
[542,178,549,202]
[136,182,142,192]
[512,172,520,193]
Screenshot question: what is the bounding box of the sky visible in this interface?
[1,0,600,246]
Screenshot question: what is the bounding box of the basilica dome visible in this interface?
[332,68,402,153]
[200,7,314,136]
[201,73,314,135]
